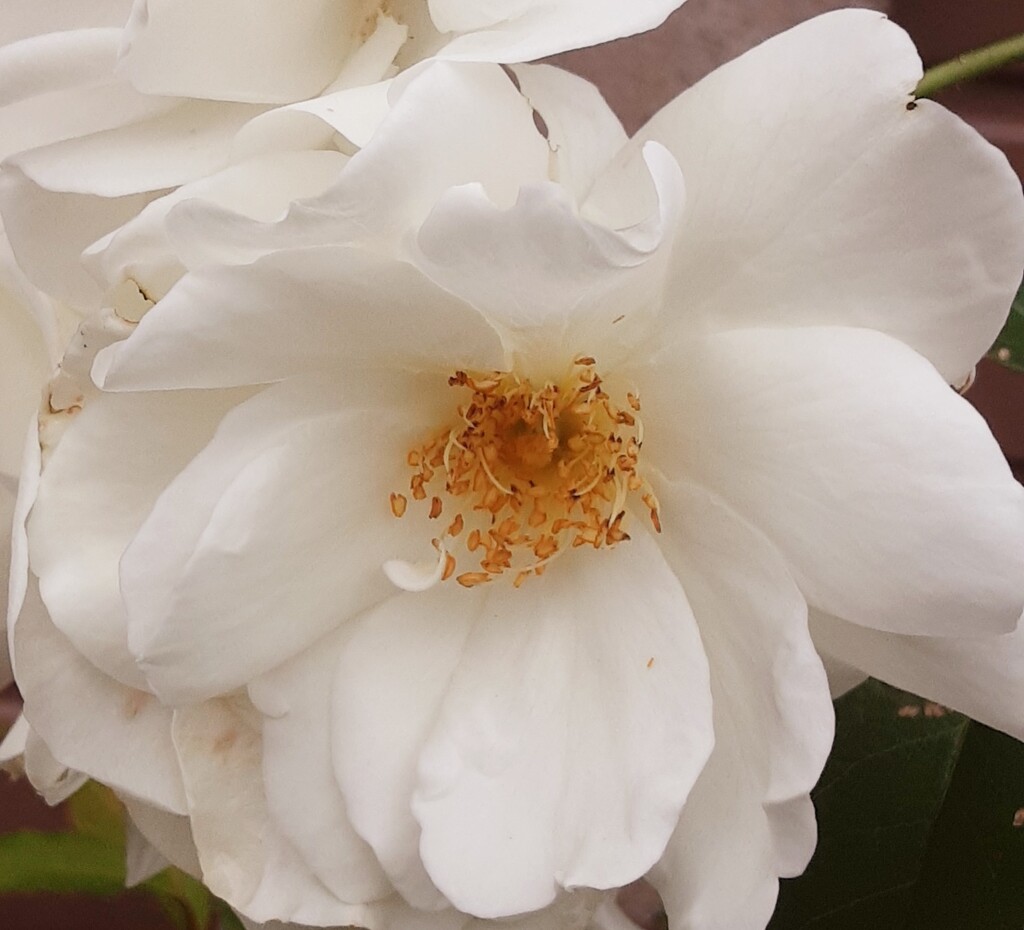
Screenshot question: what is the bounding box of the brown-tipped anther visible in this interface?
[393,359,659,586]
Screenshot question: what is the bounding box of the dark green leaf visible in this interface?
[990,277,1024,372]
[65,779,125,847]
[769,680,969,929]
[144,866,218,930]
[906,722,1024,929]
[770,680,1024,929]
[0,831,126,895]
[213,897,247,930]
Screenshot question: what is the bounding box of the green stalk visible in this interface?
[916,32,1024,99]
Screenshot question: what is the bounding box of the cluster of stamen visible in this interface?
[390,357,660,588]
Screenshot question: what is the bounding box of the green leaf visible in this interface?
[213,898,247,930]
[65,779,126,847]
[905,723,1024,929]
[990,277,1024,373]
[143,867,218,930]
[769,680,1024,929]
[0,831,126,895]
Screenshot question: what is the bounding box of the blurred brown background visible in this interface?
[3,0,1023,925]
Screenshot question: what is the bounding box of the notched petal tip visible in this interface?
[383,543,448,592]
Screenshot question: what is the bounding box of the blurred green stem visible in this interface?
[916,32,1024,98]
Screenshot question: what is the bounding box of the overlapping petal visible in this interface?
[13,578,186,812]
[334,530,712,917]
[94,247,505,392]
[162,63,552,267]
[434,0,685,64]
[122,372,454,704]
[642,326,1024,637]
[414,142,683,380]
[629,9,1024,384]
[249,627,393,910]
[650,480,832,929]
[811,611,1024,741]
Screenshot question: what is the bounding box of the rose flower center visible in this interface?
[390,358,661,588]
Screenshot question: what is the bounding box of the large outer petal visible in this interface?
[434,0,685,64]
[811,611,1024,741]
[628,9,1024,383]
[650,480,833,929]
[28,388,244,690]
[118,0,359,104]
[123,372,449,704]
[94,246,505,392]
[334,532,713,918]
[642,326,1024,637]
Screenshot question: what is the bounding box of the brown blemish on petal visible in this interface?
[213,729,239,753]
[123,690,150,721]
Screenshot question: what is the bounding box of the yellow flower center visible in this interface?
[390,357,660,588]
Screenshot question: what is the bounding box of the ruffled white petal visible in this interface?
[649,480,832,929]
[85,149,349,303]
[413,529,711,916]
[122,373,446,704]
[94,246,505,391]
[811,610,1024,742]
[125,818,172,886]
[643,326,1024,637]
[0,29,172,162]
[508,64,628,207]
[414,142,683,381]
[172,698,383,926]
[249,626,393,910]
[123,796,202,877]
[333,531,712,917]
[23,726,89,805]
[332,586,474,911]
[163,63,550,268]
[632,9,1024,383]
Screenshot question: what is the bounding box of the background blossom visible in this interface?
[0,0,687,321]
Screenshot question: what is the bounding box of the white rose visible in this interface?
[0,0,686,317]
[10,11,1024,930]
[0,225,72,690]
